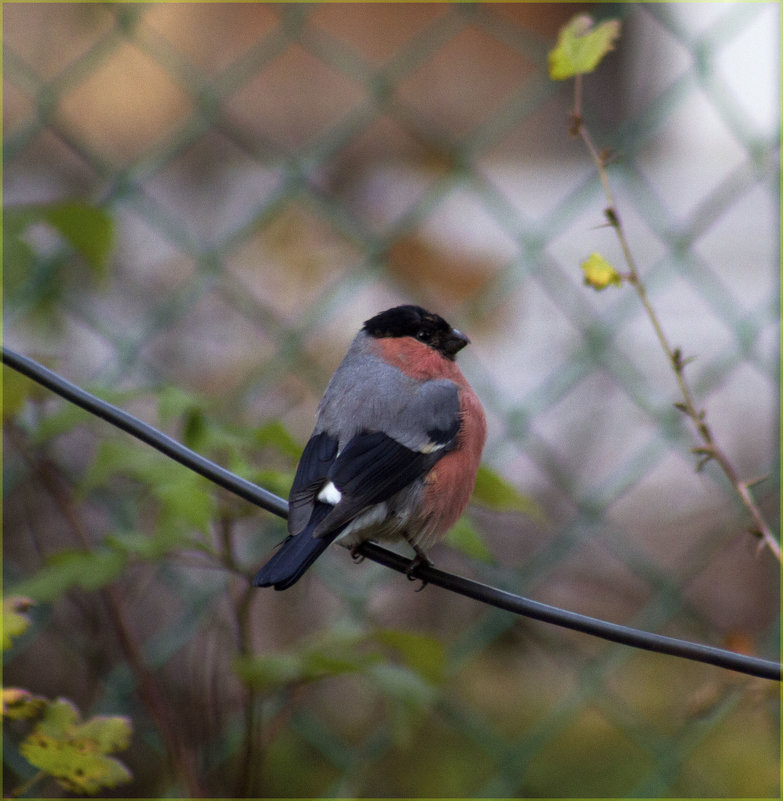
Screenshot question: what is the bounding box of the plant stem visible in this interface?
[5,769,46,799]
[571,76,780,561]
[8,424,209,794]
[217,513,263,797]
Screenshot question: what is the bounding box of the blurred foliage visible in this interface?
[472,463,545,521]
[4,306,777,796]
[2,595,35,651]
[4,202,113,327]
[19,700,132,796]
[3,3,779,798]
[2,598,133,796]
[548,14,621,80]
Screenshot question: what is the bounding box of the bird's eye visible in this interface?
[415,329,430,342]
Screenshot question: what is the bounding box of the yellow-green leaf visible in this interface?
[3,208,36,295]
[366,661,436,711]
[471,465,545,522]
[445,516,494,564]
[2,368,40,420]
[42,201,114,276]
[253,468,295,500]
[366,662,437,746]
[549,15,621,80]
[2,687,46,720]
[234,625,376,691]
[374,629,447,684]
[83,439,215,533]
[19,699,132,795]
[9,549,128,603]
[581,252,622,290]
[253,420,302,459]
[2,596,35,651]
[75,714,132,753]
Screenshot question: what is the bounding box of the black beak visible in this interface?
[443,328,470,358]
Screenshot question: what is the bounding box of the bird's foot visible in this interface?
[350,544,365,564]
[404,545,432,591]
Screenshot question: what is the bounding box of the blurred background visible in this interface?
[3,2,779,797]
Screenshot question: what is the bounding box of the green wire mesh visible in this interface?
[3,3,779,796]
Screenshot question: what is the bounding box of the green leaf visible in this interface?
[373,629,447,684]
[2,596,35,651]
[9,526,202,604]
[83,439,215,532]
[9,549,127,603]
[34,696,79,732]
[365,662,438,745]
[3,367,47,420]
[182,407,208,450]
[104,528,187,561]
[233,652,307,690]
[41,201,114,275]
[234,625,377,691]
[253,420,302,459]
[30,401,91,444]
[157,385,204,424]
[20,698,132,795]
[367,662,436,709]
[75,714,132,753]
[2,208,36,296]
[253,468,294,500]
[471,465,545,522]
[548,15,621,80]
[30,385,138,445]
[2,687,47,720]
[153,467,214,531]
[445,516,494,564]
[156,385,208,450]
[52,549,127,592]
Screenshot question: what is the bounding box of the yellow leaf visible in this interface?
[19,698,132,795]
[549,15,621,81]
[2,687,46,719]
[581,253,622,290]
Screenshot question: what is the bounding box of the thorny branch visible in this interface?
[570,73,780,562]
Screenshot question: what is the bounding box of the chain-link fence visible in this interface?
[4,3,779,797]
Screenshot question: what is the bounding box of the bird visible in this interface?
[253,304,487,590]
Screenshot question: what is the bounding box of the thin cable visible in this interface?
[355,542,780,681]
[3,345,779,682]
[1,347,288,518]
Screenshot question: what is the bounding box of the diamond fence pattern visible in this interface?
[3,3,779,797]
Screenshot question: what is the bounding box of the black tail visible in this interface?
[253,503,342,590]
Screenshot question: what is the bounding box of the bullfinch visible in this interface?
[253,304,487,590]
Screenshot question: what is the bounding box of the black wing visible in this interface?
[287,431,339,536]
[312,427,456,537]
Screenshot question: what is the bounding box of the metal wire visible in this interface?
[4,345,778,682]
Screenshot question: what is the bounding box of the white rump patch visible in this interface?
[317,481,342,505]
[419,441,447,454]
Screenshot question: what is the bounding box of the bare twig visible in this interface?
[5,769,47,799]
[216,514,265,797]
[571,75,779,562]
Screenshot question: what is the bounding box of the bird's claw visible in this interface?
[350,544,365,564]
[405,551,432,591]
